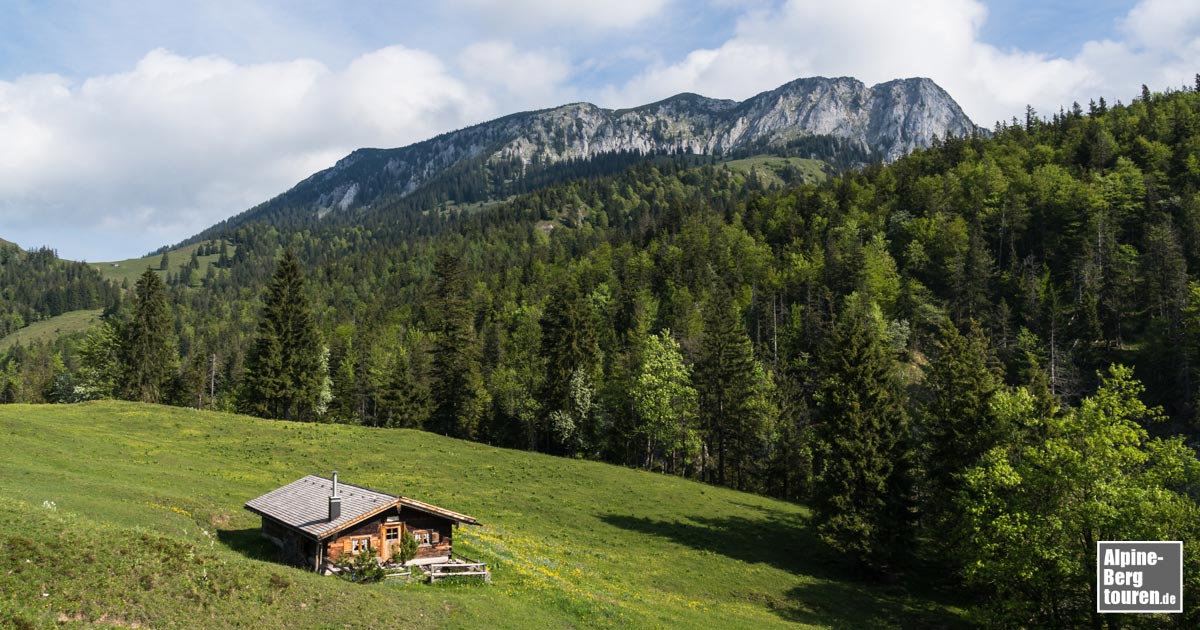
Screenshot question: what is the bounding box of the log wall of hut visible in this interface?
[261,516,314,568]
[402,510,454,560]
[321,508,455,563]
[325,511,388,562]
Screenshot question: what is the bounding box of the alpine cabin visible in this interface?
[244,472,479,573]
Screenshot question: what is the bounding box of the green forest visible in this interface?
[4,82,1200,626]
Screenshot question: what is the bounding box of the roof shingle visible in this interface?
[244,475,395,539]
[244,475,480,539]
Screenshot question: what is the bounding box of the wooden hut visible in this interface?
[244,472,479,574]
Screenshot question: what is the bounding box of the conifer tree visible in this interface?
[239,250,324,420]
[812,293,909,570]
[920,320,1000,532]
[540,274,599,451]
[121,268,176,403]
[330,337,358,423]
[379,351,428,429]
[79,320,122,399]
[696,287,772,489]
[427,249,487,438]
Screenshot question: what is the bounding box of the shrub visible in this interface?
[390,530,419,565]
[334,541,385,583]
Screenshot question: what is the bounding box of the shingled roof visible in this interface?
[399,496,479,526]
[244,475,479,540]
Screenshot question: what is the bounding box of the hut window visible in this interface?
[415,530,431,545]
[348,537,371,553]
[385,527,399,542]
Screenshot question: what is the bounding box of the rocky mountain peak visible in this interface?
[208,75,982,233]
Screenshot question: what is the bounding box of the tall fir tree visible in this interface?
[539,273,599,452]
[239,250,324,420]
[812,293,910,571]
[920,320,1001,537]
[427,249,487,439]
[695,286,772,490]
[121,267,176,403]
[378,350,429,429]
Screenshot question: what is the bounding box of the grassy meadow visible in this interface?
[720,156,829,187]
[95,242,235,286]
[0,310,104,352]
[0,402,972,628]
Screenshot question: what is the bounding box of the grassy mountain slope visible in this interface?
[96,241,234,285]
[0,309,102,352]
[0,402,970,629]
[720,156,829,187]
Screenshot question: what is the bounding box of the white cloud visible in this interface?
[604,0,1200,126]
[458,41,574,111]
[0,46,499,260]
[1120,0,1200,51]
[443,0,670,31]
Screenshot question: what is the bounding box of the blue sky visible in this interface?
[1,0,1195,261]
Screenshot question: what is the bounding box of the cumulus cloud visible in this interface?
[605,0,1200,126]
[0,46,496,259]
[458,41,575,111]
[443,0,670,32]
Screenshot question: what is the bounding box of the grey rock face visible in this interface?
[246,76,980,222]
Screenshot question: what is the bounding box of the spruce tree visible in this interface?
[539,274,598,451]
[121,267,176,403]
[239,250,324,420]
[812,293,909,570]
[379,352,429,429]
[427,249,486,439]
[921,320,1000,532]
[696,287,771,489]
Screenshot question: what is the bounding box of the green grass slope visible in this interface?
[0,402,971,629]
[0,309,103,352]
[720,156,829,187]
[96,242,235,285]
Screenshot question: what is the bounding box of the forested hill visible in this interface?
[0,242,118,341]
[188,75,979,239]
[4,81,1200,625]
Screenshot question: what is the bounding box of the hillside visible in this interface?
[196,76,978,236]
[0,401,971,629]
[0,309,102,352]
[97,240,235,286]
[0,245,116,342]
[720,156,830,187]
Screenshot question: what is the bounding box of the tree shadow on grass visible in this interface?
[769,580,973,629]
[217,528,282,563]
[599,505,975,629]
[599,505,849,581]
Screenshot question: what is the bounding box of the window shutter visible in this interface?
[431,531,440,544]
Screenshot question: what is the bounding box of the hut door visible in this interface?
[383,525,401,561]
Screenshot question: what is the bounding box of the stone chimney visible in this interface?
[328,470,341,521]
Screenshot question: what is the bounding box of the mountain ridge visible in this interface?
[194,75,981,240]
